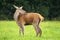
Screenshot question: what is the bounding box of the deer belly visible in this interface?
[24,17,33,25]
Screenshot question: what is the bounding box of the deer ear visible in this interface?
[13,5,18,9]
[19,6,23,9]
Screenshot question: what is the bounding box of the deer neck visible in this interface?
[14,11,20,22]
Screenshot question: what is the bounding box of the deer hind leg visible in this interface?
[33,22,42,37]
[33,22,39,37]
[37,25,42,37]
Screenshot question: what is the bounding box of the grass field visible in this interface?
[0,21,60,40]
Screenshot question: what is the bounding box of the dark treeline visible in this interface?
[0,0,60,20]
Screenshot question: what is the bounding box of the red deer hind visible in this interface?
[13,5,44,37]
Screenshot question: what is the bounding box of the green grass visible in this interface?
[0,21,60,40]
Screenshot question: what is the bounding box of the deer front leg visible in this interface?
[19,24,24,35]
[17,22,24,35]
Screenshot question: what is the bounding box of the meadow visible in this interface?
[0,21,60,40]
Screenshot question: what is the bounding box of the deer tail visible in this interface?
[38,14,44,22]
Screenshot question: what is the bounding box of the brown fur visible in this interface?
[13,5,44,37]
[18,13,44,25]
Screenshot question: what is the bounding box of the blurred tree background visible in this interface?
[0,0,60,20]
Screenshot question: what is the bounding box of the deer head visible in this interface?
[13,5,26,14]
[13,5,23,9]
